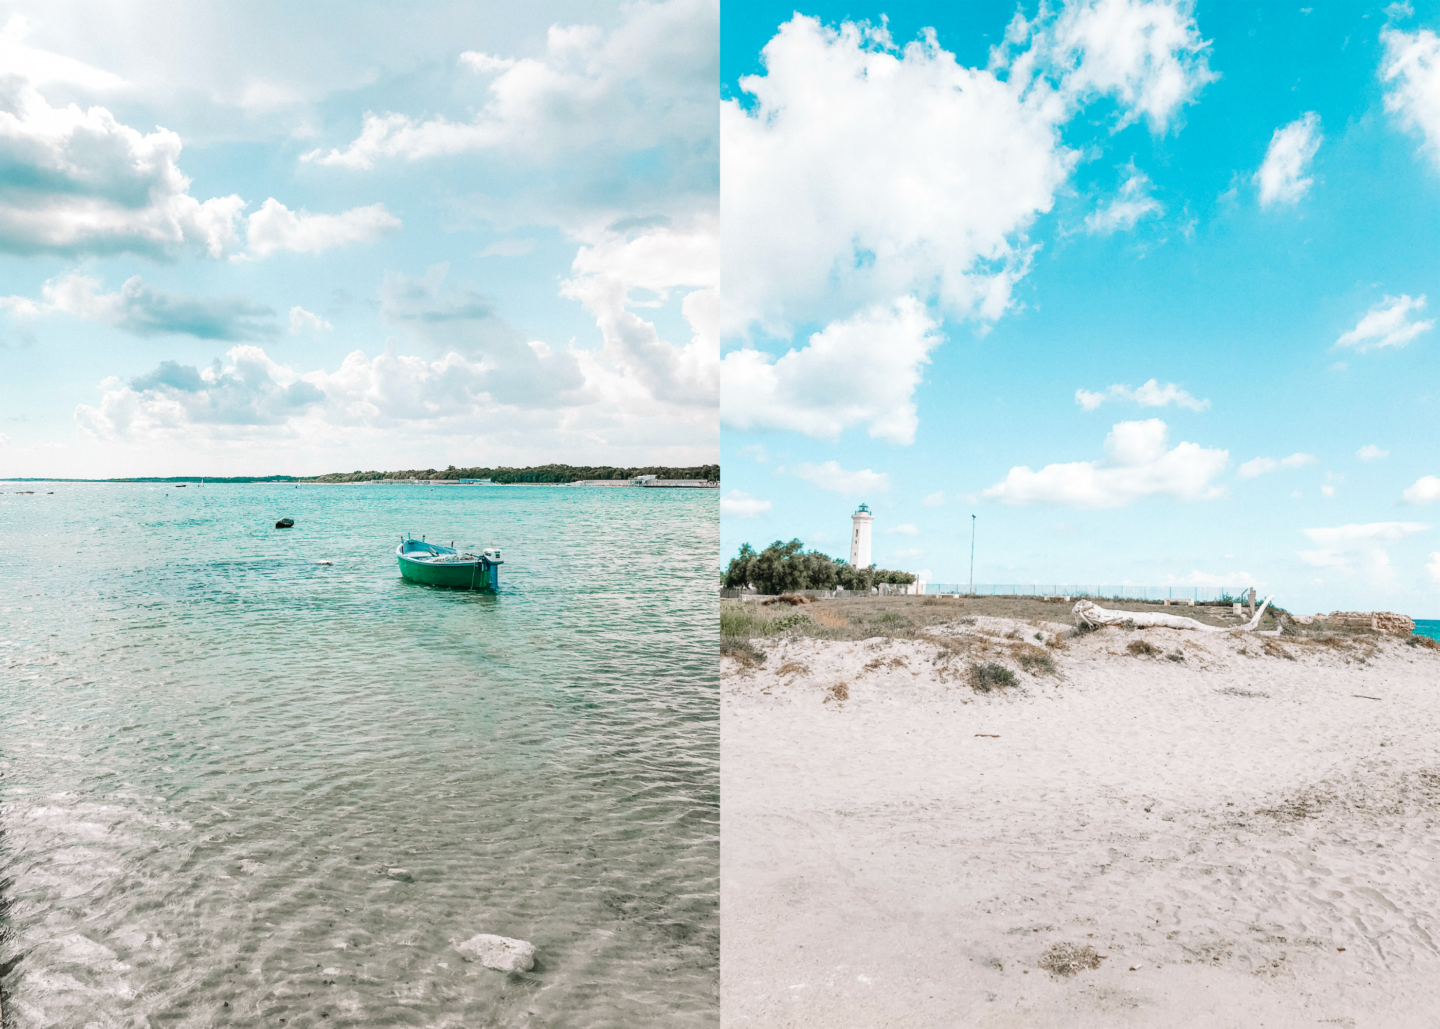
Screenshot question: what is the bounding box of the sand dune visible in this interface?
[722,616,1440,1027]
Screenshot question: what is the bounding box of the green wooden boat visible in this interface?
[396,536,503,590]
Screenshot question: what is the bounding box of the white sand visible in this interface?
[722,618,1440,1027]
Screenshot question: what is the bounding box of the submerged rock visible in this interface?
[455,933,536,973]
[275,517,295,528]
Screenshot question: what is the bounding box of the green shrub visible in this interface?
[1019,652,1057,675]
[969,662,1017,693]
[769,612,815,632]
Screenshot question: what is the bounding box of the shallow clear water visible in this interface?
[0,483,718,1027]
[1413,619,1440,641]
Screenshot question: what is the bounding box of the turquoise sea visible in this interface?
[1413,619,1440,641]
[0,483,718,1027]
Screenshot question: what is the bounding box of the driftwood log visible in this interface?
[1074,596,1274,633]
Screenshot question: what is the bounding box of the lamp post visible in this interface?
[969,514,976,597]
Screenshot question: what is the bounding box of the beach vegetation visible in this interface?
[307,462,719,484]
[1126,640,1159,657]
[722,538,916,593]
[1018,650,1057,675]
[969,662,1017,693]
[769,612,815,632]
[720,604,766,639]
[1166,651,1185,662]
[1039,942,1104,978]
[720,636,767,667]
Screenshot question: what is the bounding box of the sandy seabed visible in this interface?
[721,616,1440,1028]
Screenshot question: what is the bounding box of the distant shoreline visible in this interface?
[1,463,719,486]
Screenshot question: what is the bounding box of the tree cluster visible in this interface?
[304,464,720,484]
[722,539,916,595]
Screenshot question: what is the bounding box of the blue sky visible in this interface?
[0,0,718,478]
[719,0,1440,615]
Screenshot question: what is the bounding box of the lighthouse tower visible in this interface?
[850,503,874,568]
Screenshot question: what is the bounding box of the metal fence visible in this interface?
[921,584,1240,603]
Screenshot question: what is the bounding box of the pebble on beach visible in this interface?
[455,933,536,973]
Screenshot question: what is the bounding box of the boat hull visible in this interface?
[398,556,498,590]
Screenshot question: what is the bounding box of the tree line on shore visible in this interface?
[723,539,917,595]
[305,463,720,484]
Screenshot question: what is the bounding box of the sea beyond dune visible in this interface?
[0,482,718,1026]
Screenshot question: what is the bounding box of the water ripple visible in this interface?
[0,483,718,1027]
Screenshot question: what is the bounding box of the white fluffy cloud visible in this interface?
[984,418,1228,508]
[1237,452,1317,478]
[560,219,718,406]
[1358,444,1389,461]
[1381,26,1440,171]
[289,306,332,334]
[1256,112,1322,207]
[67,251,719,456]
[3,273,275,339]
[1048,0,1217,133]
[1075,378,1209,411]
[0,18,397,261]
[921,491,945,507]
[72,338,711,459]
[0,70,243,258]
[721,15,1073,338]
[1335,294,1434,352]
[720,2,1214,446]
[721,298,942,445]
[720,490,772,518]
[791,461,889,496]
[1298,522,1428,578]
[302,0,716,176]
[1403,475,1440,503]
[245,200,400,258]
[1085,164,1162,234]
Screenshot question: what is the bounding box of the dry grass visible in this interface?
[1261,637,1297,661]
[1126,639,1159,657]
[862,655,910,674]
[1407,634,1440,651]
[721,637,767,667]
[823,681,850,704]
[762,594,813,607]
[1039,942,1104,978]
[810,608,849,629]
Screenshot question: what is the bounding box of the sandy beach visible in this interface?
[722,603,1440,1027]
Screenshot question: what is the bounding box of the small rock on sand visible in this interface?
[455,933,536,973]
[387,867,414,882]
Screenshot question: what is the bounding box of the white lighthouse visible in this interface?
[850,503,874,568]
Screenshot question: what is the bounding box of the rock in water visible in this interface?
[386,867,413,883]
[275,517,295,528]
[455,933,536,973]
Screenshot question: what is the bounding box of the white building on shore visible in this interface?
[850,503,874,569]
